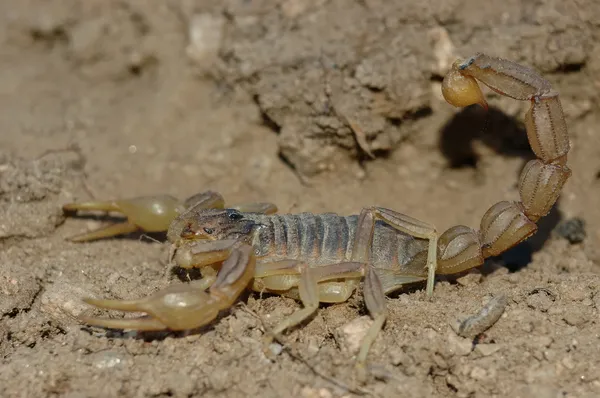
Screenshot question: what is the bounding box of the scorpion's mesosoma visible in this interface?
[62,53,571,371]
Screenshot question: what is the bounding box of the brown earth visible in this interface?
[1,1,600,397]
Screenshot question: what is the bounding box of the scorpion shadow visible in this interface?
[438,105,563,272]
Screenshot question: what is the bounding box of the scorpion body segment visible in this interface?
[62,53,571,375]
[250,213,429,279]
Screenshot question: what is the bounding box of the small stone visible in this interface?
[186,14,225,68]
[268,342,283,356]
[470,366,487,380]
[334,316,372,355]
[474,343,501,357]
[560,284,588,302]
[537,336,553,348]
[432,353,448,370]
[281,0,310,18]
[544,349,556,361]
[300,387,333,398]
[456,270,482,286]
[562,356,575,370]
[306,335,321,355]
[90,351,126,369]
[445,331,473,357]
[563,311,588,327]
[553,217,586,244]
[428,26,457,76]
[389,347,412,367]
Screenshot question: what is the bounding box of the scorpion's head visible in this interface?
[167,208,258,247]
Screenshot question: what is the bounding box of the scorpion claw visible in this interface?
[68,222,139,242]
[62,195,183,241]
[80,297,170,331]
[82,297,148,312]
[79,282,220,331]
[79,314,168,331]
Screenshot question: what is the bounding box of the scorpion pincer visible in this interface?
[63,53,571,372]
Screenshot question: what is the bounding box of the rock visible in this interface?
[334,316,373,355]
[186,14,225,70]
[445,331,473,357]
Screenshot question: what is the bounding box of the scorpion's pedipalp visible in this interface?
[68,221,139,243]
[81,243,255,331]
[173,239,239,269]
[63,195,183,241]
[180,191,226,215]
[80,277,217,331]
[79,314,168,331]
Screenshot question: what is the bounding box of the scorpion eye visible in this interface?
[227,210,243,221]
[203,227,214,235]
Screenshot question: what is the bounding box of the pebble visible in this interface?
[186,14,224,67]
[268,342,283,356]
[334,316,372,355]
[474,343,501,357]
[446,331,473,357]
[90,351,126,369]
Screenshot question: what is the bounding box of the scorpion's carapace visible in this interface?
[63,53,570,377]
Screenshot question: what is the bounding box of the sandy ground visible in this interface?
[1,1,600,397]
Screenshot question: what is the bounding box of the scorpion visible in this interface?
[62,53,571,372]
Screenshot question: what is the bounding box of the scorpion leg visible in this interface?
[256,261,365,337]
[63,191,225,242]
[81,241,255,331]
[353,207,437,295]
[256,259,385,375]
[349,207,435,371]
[437,53,570,275]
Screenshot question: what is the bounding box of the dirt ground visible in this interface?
[1,0,600,397]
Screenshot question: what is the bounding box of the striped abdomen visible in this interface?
[250,213,429,272]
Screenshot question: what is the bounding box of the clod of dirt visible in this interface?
[67,9,156,79]
[0,202,64,240]
[444,331,473,357]
[39,281,97,330]
[474,343,501,357]
[0,150,83,203]
[219,3,435,175]
[0,259,42,315]
[526,290,555,312]
[0,150,83,239]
